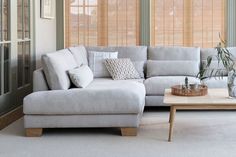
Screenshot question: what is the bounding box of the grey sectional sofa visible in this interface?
[23,46,234,137]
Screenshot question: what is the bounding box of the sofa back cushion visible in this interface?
[86,46,147,78]
[148,46,200,60]
[147,46,200,77]
[88,51,118,77]
[147,60,200,77]
[201,47,236,60]
[41,49,78,90]
[200,47,236,76]
[68,45,88,66]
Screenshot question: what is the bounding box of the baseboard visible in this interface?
[0,106,23,130]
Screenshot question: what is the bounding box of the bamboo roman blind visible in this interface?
[65,0,140,47]
[150,0,226,48]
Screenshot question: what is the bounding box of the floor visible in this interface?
[1,110,236,157]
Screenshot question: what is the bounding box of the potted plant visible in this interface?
[197,38,236,98]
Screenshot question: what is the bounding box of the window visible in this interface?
[17,0,31,88]
[0,0,10,95]
[65,0,140,47]
[150,0,226,48]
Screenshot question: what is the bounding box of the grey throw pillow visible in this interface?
[105,58,141,80]
[41,49,78,90]
[68,65,94,88]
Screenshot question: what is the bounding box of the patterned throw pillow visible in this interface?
[105,58,141,80]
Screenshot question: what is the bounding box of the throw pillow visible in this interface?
[41,49,78,90]
[68,65,94,88]
[88,51,118,77]
[105,58,141,80]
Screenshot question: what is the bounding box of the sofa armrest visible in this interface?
[33,69,49,92]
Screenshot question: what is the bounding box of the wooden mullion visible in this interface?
[1,0,4,95]
[22,0,25,40]
[64,0,69,47]
[136,0,140,45]
[22,42,25,86]
[83,1,85,45]
[116,0,118,46]
[1,0,4,41]
[87,0,89,45]
[150,0,155,46]
[1,45,3,95]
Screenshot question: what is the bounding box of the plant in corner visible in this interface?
[197,37,236,98]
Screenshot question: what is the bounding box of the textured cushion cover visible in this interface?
[86,46,147,78]
[148,46,200,61]
[24,79,145,115]
[41,49,78,90]
[144,76,200,96]
[68,65,93,88]
[69,45,88,66]
[105,58,140,80]
[88,51,118,78]
[147,60,199,77]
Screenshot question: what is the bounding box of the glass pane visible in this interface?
[85,0,97,5]
[17,42,23,87]
[4,43,9,93]
[3,0,9,41]
[0,0,2,41]
[17,0,23,39]
[24,42,30,84]
[24,0,30,38]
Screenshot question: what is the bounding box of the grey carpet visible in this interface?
[1,111,236,157]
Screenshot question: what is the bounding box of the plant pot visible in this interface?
[228,70,236,98]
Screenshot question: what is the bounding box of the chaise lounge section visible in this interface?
[23,46,147,137]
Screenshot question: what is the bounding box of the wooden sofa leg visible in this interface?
[121,128,137,136]
[26,128,43,137]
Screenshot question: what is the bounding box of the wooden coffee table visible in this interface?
[164,88,236,142]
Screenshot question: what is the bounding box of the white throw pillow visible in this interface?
[105,58,141,80]
[41,49,78,90]
[68,65,94,88]
[88,51,118,77]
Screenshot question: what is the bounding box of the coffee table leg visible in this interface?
[169,109,172,123]
[168,106,176,142]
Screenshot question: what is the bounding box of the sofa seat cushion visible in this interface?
[203,77,227,88]
[144,76,200,96]
[24,79,145,115]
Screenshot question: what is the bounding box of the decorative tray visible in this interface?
[171,84,208,96]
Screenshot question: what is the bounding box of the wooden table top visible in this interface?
[164,88,236,105]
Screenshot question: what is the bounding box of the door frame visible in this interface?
[0,0,35,116]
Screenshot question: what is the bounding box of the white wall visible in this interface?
[34,0,57,68]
